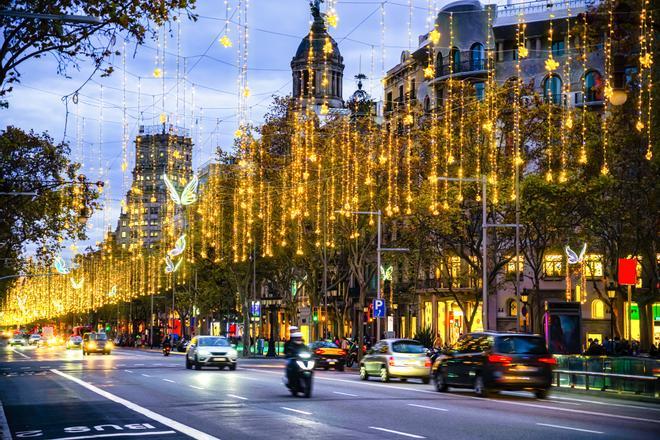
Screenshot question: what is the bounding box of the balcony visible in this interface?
[433,53,488,83]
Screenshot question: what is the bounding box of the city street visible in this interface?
[1,344,658,440]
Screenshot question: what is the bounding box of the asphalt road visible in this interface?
[1,343,658,440]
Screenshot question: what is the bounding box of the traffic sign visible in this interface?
[373,298,386,318]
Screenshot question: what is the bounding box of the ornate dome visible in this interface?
[293,1,342,61]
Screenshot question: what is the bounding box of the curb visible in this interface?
[550,385,660,404]
[0,398,11,440]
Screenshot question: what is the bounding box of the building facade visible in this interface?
[381,0,658,349]
[115,124,193,250]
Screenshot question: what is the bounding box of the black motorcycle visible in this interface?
[284,351,314,398]
[175,338,189,353]
[163,345,171,356]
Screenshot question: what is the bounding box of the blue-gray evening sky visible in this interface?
[3,0,507,255]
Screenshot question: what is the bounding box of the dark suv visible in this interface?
[432,332,555,398]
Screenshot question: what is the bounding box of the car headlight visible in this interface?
[106,342,113,348]
[198,349,210,356]
[228,349,238,358]
[88,342,96,348]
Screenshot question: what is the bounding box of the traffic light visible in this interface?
[368,303,374,323]
[312,307,319,322]
[105,324,111,333]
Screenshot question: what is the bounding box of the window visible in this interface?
[386,91,393,111]
[543,255,563,277]
[506,256,523,278]
[551,40,565,57]
[584,70,603,102]
[470,43,485,70]
[591,299,606,319]
[398,84,404,101]
[424,96,431,112]
[543,75,562,105]
[508,298,518,317]
[625,66,638,87]
[450,47,461,73]
[121,231,127,238]
[584,254,603,278]
[410,79,416,100]
[435,52,443,76]
[474,82,485,101]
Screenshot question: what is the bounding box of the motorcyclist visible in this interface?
[162,334,172,351]
[284,329,308,385]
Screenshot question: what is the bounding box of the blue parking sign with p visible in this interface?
[373,298,386,318]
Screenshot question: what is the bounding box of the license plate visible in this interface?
[213,357,226,362]
[512,365,538,372]
[329,360,335,364]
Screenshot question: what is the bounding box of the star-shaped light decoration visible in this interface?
[234,128,243,138]
[219,35,233,48]
[636,120,645,132]
[153,67,162,78]
[518,45,528,58]
[639,53,652,68]
[429,29,441,45]
[423,65,435,79]
[326,11,338,28]
[159,113,167,124]
[545,57,559,72]
[403,114,413,125]
[320,103,329,115]
[243,87,250,97]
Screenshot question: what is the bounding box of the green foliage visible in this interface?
[414,326,434,349]
[0,0,197,102]
[0,126,100,286]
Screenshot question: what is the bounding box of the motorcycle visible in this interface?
[163,345,171,356]
[284,351,314,398]
[344,340,366,368]
[176,338,189,353]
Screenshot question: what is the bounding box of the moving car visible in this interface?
[186,336,238,370]
[66,335,83,349]
[432,332,556,398]
[28,334,41,345]
[9,335,26,346]
[309,340,346,371]
[359,338,431,383]
[82,332,112,355]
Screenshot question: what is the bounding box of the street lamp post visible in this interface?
[520,289,529,333]
[607,283,617,340]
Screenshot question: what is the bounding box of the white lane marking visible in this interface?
[189,385,205,390]
[20,367,30,370]
[10,348,30,359]
[227,394,248,400]
[241,368,660,424]
[135,363,145,366]
[369,426,426,438]
[537,423,604,434]
[281,407,312,415]
[141,374,152,377]
[544,400,581,406]
[549,396,660,412]
[407,403,448,412]
[48,431,176,440]
[124,370,134,373]
[50,369,220,440]
[162,379,175,383]
[333,391,358,397]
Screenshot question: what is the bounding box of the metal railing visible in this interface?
[552,355,660,398]
[497,0,599,17]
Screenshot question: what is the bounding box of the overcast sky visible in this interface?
[4,0,510,255]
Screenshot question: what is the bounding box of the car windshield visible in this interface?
[391,340,426,354]
[316,341,339,348]
[198,337,230,347]
[495,336,548,355]
[89,333,107,341]
[71,336,82,342]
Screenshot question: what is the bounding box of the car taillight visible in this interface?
[538,357,557,365]
[488,354,512,364]
[424,358,432,368]
[339,350,346,356]
[388,356,395,367]
[315,349,323,355]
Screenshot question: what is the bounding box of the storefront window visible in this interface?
[437,302,446,346]
[591,299,605,319]
[423,301,433,329]
[506,256,523,277]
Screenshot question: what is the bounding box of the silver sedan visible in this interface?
[359,338,431,383]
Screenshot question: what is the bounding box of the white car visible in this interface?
[28,334,41,345]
